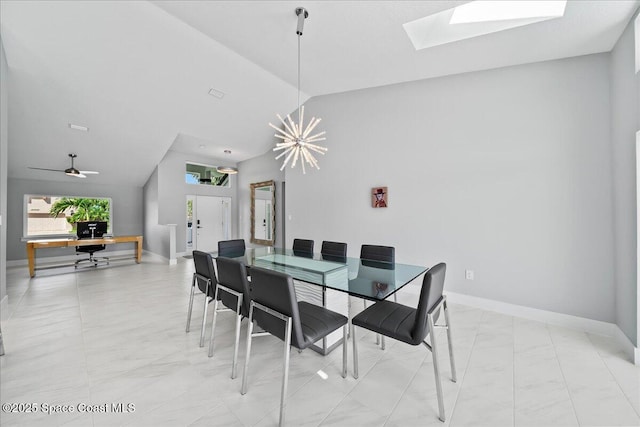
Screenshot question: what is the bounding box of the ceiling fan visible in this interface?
[29,153,99,178]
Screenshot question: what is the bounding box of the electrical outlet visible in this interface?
[465,270,474,280]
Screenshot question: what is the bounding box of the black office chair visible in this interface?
[321,241,347,261]
[75,223,109,268]
[241,267,348,427]
[208,257,250,379]
[292,238,314,257]
[218,239,246,257]
[351,263,456,422]
[75,244,108,268]
[186,250,217,347]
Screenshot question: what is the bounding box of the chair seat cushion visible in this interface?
[297,301,348,350]
[352,300,424,346]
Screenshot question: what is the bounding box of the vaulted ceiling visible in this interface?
[1,1,638,186]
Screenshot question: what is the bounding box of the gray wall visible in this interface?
[1,37,8,303]
[238,151,286,248]
[286,53,616,323]
[153,149,238,256]
[143,166,168,257]
[6,178,143,260]
[610,12,639,346]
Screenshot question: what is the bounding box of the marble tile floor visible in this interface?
[1,257,638,427]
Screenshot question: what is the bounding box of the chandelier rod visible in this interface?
[295,7,307,125]
[297,33,301,125]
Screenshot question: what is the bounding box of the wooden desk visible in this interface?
[26,235,143,277]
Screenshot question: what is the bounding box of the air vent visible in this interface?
[208,88,225,99]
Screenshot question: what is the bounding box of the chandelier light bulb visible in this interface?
[270,7,327,174]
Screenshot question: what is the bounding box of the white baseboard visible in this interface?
[142,250,168,263]
[613,325,640,366]
[446,292,638,365]
[446,292,617,336]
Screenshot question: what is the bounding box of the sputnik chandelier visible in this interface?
[269,7,327,174]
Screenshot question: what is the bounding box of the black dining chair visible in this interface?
[186,250,217,347]
[292,238,314,257]
[241,267,348,427]
[360,244,396,346]
[321,241,347,261]
[218,239,246,257]
[360,244,395,263]
[351,263,456,422]
[208,257,251,379]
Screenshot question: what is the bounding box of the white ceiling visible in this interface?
[1,0,638,186]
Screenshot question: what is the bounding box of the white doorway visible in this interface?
[254,198,272,241]
[187,195,231,252]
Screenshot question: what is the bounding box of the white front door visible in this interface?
[254,199,267,240]
[194,196,230,252]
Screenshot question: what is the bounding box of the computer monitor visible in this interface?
[76,221,108,239]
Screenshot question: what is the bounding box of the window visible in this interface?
[24,195,112,238]
[186,171,200,184]
[185,162,230,186]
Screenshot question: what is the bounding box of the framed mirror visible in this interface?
[251,180,275,246]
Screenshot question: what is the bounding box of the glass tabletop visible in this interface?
[220,247,428,301]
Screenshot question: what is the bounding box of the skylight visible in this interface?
[403,0,567,51]
[450,1,567,25]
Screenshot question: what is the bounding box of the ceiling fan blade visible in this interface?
[79,170,99,174]
[28,167,65,172]
[73,173,87,178]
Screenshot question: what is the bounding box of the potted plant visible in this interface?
[49,197,110,231]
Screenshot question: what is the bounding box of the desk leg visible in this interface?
[135,238,142,263]
[27,244,36,278]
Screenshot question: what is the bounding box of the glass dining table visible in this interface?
[220,247,428,354]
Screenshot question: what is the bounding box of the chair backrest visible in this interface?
[215,257,251,316]
[192,250,217,297]
[247,267,305,348]
[76,221,107,253]
[292,238,314,254]
[411,263,447,342]
[218,239,246,257]
[360,244,395,263]
[77,221,107,239]
[321,241,347,258]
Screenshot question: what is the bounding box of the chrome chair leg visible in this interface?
[199,281,211,347]
[231,296,243,379]
[241,306,255,395]
[381,335,386,350]
[342,324,348,378]
[347,298,352,339]
[185,274,196,332]
[207,286,221,357]
[443,298,457,382]
[427,313,446,422]
[352,323,359,379]
[279,318,292,427]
